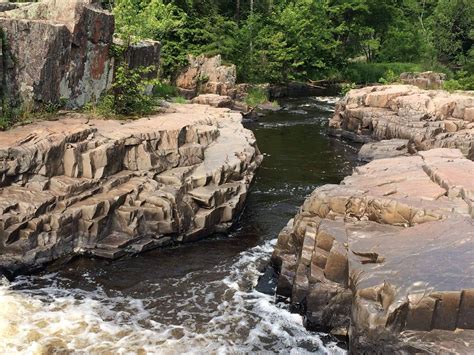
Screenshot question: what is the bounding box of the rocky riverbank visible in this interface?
[272,85,474,353]
[0,104,262,275]
[330,85,473,159]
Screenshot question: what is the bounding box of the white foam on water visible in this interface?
[0,239,346,354]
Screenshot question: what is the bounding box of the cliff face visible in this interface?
[0,0,160,112]
[0,104,262,274]
[271,148,474,353]
[330,85,474,159]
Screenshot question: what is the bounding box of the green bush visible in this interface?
[340,82,356,96]
[343,62,420,84]
[153,82,177,98]
[443,71,474,92]
[378,69,399,84]
[111,64,158,116]
[245,87,268,107]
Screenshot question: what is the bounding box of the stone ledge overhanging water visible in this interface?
[0,104,262,275]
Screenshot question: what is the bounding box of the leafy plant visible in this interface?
[340,83,356,96]
[153,82,177,98]
[378,69,398,84]
[245,87,269,107]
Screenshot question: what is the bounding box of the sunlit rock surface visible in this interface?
[0,0,160,111]
[330,85,474,159]
[400,71,446,90]
[175,55,237,99]
[272,148,474,353]
[0,104,262,274]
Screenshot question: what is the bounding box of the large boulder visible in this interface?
[330,85,474,159]
[272,148,474,353]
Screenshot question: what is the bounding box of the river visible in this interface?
[0,97,359,354]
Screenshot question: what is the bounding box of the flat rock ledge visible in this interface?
[271,148,474,353]
[330,85,474,159]
[0,104,262,274]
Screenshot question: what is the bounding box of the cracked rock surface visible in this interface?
[272,148,474,353]
[330,85,474,159]
[0,104,262,274]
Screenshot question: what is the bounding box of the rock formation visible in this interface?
[0,104,262,274]
[400,71,446,90]
[0,0,160,112]
[175,55,237,99]
[330,85,474,159]
[272,148,474,353]
[358,139,409,162]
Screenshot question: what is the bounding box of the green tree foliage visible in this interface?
[109,0,473,85]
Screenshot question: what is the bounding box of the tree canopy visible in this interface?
[111,0,473,84]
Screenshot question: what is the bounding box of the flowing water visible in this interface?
[0,97,359,354]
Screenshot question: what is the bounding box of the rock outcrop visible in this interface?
[0,0,160,112]
[330,85,474,159]
[175,55,237,99]
[272,148,474,353]
[0,104,262,274]
[400,71,446,90]
[358,139,410,162]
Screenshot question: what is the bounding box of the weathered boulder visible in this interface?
[400,71,446,90]
[191,94,233,108]
[175,55,237,99]
[330,85,474,159]
[272,149,474,353]
[0,104,262,274]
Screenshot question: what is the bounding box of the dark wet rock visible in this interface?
[272,148,474,353]
[255,265,279,295]
[0,104,262,274]
[330,85,474,159]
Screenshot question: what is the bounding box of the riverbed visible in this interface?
[0,97,359,354]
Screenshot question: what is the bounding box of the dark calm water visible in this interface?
[1,97,358,354]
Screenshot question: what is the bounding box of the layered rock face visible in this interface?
[272,148,474,353]
[0,0,115,108]
[330,85,474,159]
[0,104,262,274]
[175,55,237,99]
[0,0,160,111]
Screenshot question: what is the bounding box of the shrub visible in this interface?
[153,82,177,98]
[112,64,158,115]
[245,87,268,107]
[378,69,398,84]
[343,62,420,84]
[340,82,356,96]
